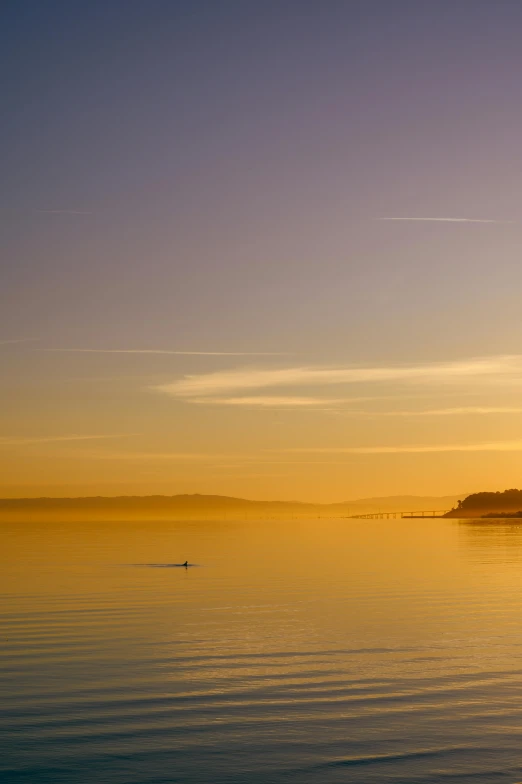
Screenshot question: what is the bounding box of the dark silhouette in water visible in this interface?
[131,563,195,568]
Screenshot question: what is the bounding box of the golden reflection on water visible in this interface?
[1,516,519,670]
[459,518,522,558]
[3,518,522,783]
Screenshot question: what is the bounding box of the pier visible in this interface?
[349,509,451,520]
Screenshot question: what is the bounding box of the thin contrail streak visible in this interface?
[0,338,37,346]
[36,209,92,215]
[379,217,513,223]
[44,349,288,356]
[0,434,139,446]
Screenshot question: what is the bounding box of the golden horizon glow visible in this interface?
[3,346,522,501]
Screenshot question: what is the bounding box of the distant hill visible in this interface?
[0,492,464,521]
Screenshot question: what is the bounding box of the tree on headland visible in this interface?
[458,489,522,510]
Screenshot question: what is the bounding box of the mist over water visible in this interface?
[2,518,522,783]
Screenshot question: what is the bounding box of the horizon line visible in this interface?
[0,490,471,503]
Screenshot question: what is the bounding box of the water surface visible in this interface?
[2,517,522,783]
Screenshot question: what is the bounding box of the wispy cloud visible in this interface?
[88,451,235,461]
[36,209,92,215]
[155,355,522,400]
[87,452,358,465]
[0,434,138,447]
[186,400,522,415]
[355,406,522,417]
[44,348,287,356]
[0,338,37,346]
[190,396,348,407]
[287,441,522,454]
[379,217,512,224]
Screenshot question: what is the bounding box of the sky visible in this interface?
[3,0,522,501]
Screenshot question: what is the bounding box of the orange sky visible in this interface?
[4,348,522,500]
[3,4,522,500]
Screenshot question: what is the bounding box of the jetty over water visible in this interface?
[349,509,451,519]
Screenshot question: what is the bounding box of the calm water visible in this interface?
[2,517,522,783]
